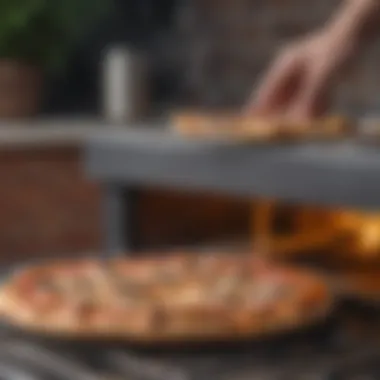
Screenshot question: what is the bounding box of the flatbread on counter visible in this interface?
[171,112,351,142]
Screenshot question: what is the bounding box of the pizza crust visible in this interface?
[0,255,332,342]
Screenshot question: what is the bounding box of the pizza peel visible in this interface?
[0,256,336,347]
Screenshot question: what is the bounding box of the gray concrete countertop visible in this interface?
[85,126,380,210]
[6,116,380,209]
[0,118,108,148]
[0,115,378,148]
[0,117,169,148]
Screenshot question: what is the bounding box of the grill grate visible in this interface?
[0,302,380,380]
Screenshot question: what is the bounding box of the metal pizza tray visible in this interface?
[0,255,336,347]
[0,311,337,350]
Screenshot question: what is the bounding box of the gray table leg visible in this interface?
[103,184,139,255]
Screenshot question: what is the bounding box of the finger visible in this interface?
[245,51,302,115]
[288,66,331,120]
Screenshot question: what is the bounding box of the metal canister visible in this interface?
[102,45,148,124]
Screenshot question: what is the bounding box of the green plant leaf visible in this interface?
[0,0,112,71]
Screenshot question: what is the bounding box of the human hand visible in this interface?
[246,0,380,121]
[246,28,356,120]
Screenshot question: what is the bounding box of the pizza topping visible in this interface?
[36,278,62,294]
[117,281,152,305]
[76,301,98,320]
[75,277,95,295]
[155,265,183,283]
[173,285,204,306]
[29,290,62,312]
[246,279,293,307]
[209,275,241,304]
[151,304,167,330]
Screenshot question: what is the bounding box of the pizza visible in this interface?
[0,253,331,341]
[172,111,351,142]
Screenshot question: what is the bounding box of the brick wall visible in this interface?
[138,189,250,247]
[0,146,102,262]
[0,145,249,262]
[175,0,380,111]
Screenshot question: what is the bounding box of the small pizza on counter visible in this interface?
[171,111,351,142]
[0,253,332,342]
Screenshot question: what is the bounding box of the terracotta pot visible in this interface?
[0,60,43,119]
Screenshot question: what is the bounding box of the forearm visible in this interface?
[327,0,380,46]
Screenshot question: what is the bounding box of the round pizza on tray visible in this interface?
[0,253,332,341]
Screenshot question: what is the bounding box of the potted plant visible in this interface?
[0,0,110,119]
